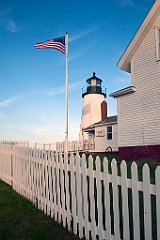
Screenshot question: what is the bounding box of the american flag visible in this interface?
[35,36,65,54]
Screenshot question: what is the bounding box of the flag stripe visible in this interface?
[35,37,65,54]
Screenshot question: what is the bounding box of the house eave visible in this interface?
[94,121,117,128]
[83,121,117,133]
[83,116,118,132]
[109,86,136,98]
[118,1,160,73]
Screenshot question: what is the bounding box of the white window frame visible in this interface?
[107,126,112,140]
[155,26,160,61]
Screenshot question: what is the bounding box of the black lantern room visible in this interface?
[82,72,106,98]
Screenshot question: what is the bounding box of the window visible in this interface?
[91,79,96,86]
[155,26,160,60]
[107,126,112,140]
[88,133,93,138]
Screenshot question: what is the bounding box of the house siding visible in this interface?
[118,16,160,148]
[94,124,118,152]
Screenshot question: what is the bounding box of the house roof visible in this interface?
[109,86,136,98]
[118,0,160,73]
[83,115,117,132]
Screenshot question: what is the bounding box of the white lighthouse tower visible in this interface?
[79,72,107,149]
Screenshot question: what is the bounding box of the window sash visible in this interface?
[107,126,112,140]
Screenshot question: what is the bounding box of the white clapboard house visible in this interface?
[79,72,118,153]
[110,0,160,160]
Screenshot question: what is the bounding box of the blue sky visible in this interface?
[0,0,154,146]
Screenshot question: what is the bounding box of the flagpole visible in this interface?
[65,32,68,153]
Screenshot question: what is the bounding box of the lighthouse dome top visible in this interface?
[86,72,102,84]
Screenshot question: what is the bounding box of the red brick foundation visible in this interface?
[119,145,160,161]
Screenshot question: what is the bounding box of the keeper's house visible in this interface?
[110,0,160,160]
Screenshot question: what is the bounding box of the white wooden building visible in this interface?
[83,115,118,153]
[110,0,160,160]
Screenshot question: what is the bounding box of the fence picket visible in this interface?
[53,152,59,221]
[131,161,140,240]
[34,149,38,206]
[103,157,112,240]
[57,152,62,223]
[36,149,41,210]
[76,153,83,238]
[28,148,32,201]
[155,166,160,240]
[48,150,53,216]
[15,146,19,194]
[96,156,104,240]
[81,154,89,239]
[45,150,49,214]
[41,149,46,212]
[46,151,51,216]
[17,146,20,194]
[63,153,70,229]
[88,155,96,239]
[17,146,21,195]
[59,153,66,227]
[23,147,28,198]
[21,146,26,196]
[143,163,152,240]
[50,152,55,218]
[70,152,77,235]
[111,158,120,239]
[12,145,16,191]
[121,160,130,240]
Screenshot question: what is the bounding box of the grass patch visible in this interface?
[120,158,160,184]
[0,180,82,240]
[91,153,159,184]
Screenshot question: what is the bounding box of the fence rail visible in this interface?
[0,143,160,240]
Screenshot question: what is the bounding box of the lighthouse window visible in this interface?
[107,126,112,140]
[91,79,96,86]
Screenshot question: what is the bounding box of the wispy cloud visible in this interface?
[0,96,21,108]
[44,86,65,96]
[17,86,65,98]
[0,9,21,32]
[0,75,83,114]
[0,80,84,105]
[44,80,84,96]
[70,26,99,42]
[119,0,134,7]
[57,26,99,62]
[69,41,95,62]
[7,19,20,32]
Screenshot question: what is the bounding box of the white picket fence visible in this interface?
[0,143,160,240]
[56,140,83,152]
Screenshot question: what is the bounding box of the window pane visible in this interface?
[108,133,112,140]
[107,126,112,133]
